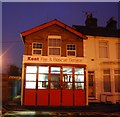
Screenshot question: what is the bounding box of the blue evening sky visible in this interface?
[1,2,119,73]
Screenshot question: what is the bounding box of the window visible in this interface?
[116,43,120,59]
[48,35,61,56]
[25,66,37,89]
[32,43,42,55]
[62,67,73,89]
[74,68,84,90]
[99,41,108,58]
[103,69,111,92]
[67,44,76,56]
[50,67,60,89]
[114,69,120,92]
[88,71,95,97]
[38,66,49,89]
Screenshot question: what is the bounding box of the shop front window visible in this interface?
[74,68,84,90]
[38,66,49,89]
[50,67,60,89]
[25,66,37,89]
[62,67,73,89]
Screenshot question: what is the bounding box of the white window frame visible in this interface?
[48,35,61,56]
[66,44,76,57]
[99,41,109,58]
[32,42,43,55]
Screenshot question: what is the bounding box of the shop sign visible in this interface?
[23,56,86,64]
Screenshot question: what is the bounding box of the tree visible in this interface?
[7,64,21,76]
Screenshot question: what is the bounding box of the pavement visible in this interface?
[2,103,120,117]
[1,96,120,117]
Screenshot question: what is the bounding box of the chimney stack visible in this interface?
[106,17,117,30]
[85,13,97,28]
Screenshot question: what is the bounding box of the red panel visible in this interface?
[24,89,36,106]
[50,90,60,106]
[37,90,49,106]
[62,90,73,106]
[74,90,85,106]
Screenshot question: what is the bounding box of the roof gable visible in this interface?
[20,19,87,39]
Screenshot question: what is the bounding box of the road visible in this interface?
[1,100,120,117]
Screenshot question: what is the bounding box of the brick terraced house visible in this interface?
[20,19,88,106]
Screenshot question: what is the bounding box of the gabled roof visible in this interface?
[20,19,87,39]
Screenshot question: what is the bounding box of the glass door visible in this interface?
[24,66,37,106]
[49,67,61,106]
[62,67,73,106]
[37,66,49,106]
[74,68,85,106]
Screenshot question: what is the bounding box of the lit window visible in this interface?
[32,43,42,55]
[38,66,49,73]
[48,35,61,56]
[103,69,111,92]
[51,67,60,74]
[67,44,76,56]
[25,82,36,89]
[99,41,109,58]
[38,66,49,89]
[74,68,84,90]
[25,66,37,89]
[26,66,37,73]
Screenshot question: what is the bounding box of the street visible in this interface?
[2,102,120,117]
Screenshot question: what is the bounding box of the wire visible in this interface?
[0,41,23,44]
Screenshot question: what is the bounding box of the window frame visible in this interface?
[114,69,120,92]
[48,35,61,56]
[32,42,43,55]
[99,41,109,58]
[103,69,111,92]
[25,66,37,89]
[66,44,76,57]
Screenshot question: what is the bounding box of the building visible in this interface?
[73,15,120,104]
[20,19,88,106]
[1,74,21,104]
[20,17,120,106]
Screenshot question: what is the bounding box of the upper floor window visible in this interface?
[99,41,109,58]
[116,43,120,59]
[48,35,61,56]
[67,44,76,57]
[32,42,42,55]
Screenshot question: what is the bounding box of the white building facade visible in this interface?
[84,35,120,104]
[73,16,120,104]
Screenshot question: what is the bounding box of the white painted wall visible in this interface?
[84,35,120,104]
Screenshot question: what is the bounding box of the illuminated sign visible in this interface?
[23,55,86,64]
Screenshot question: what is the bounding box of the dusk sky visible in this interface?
[1,2,119,73]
